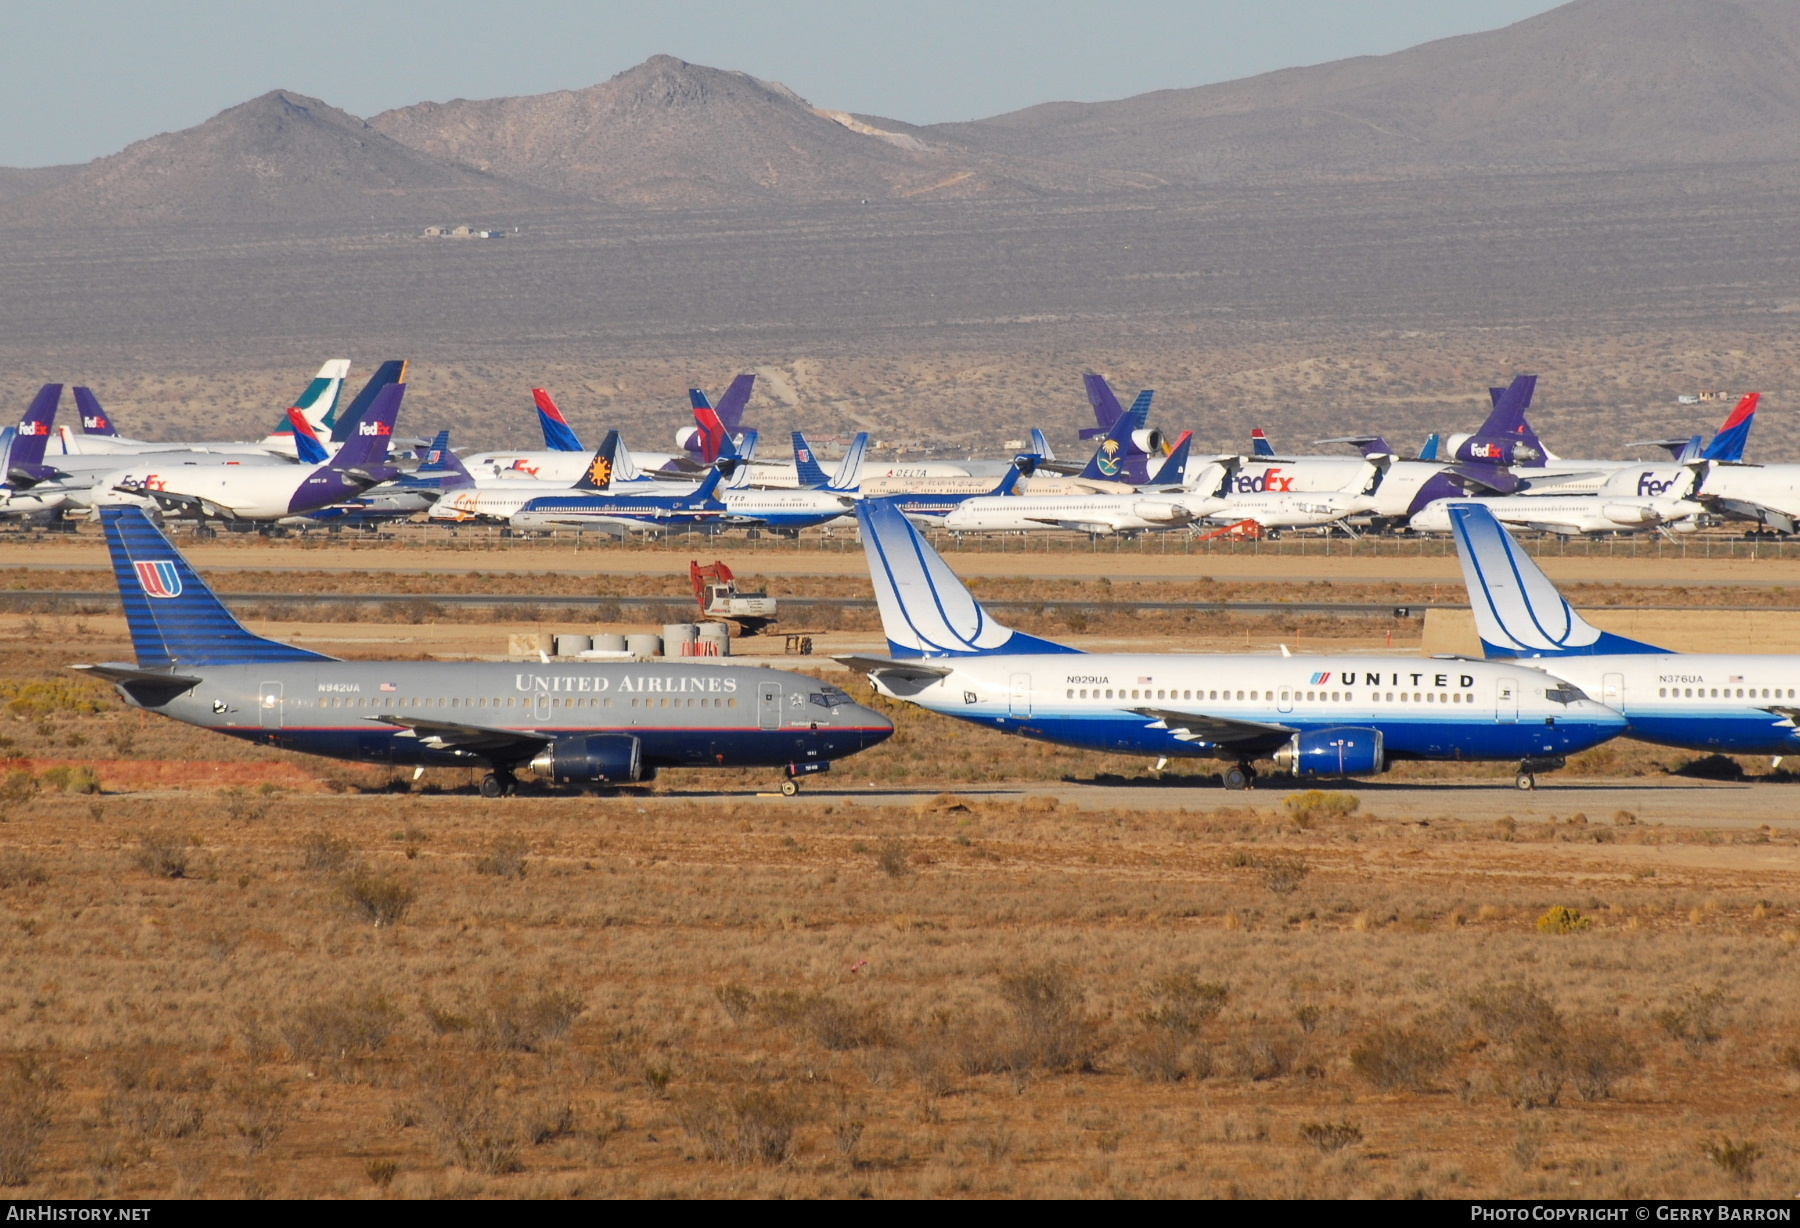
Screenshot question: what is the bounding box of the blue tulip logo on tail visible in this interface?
[134,560,183,599]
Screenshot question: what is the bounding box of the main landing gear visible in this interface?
[1223,763,1257,791]
[479,769,517,799]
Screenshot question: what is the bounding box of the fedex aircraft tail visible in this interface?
[1446,503,1664,658]
[329,361,405,444]
[1079,374,1123,440]
[533,389,584,452]
[327,382,404,472]
[286,410,330,464]
[712,374,755,434]
[856,499,1078,659]
[1702,393,1758,463]
[12,385,62,469]
[72,387,119,436]
[100,507,330,668]
[1251,428,1276,458]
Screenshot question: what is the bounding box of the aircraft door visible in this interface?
[258,682,284,730]
[758,683,782,730]
[1009,673,1032,718]
[1496,677,1519,724]
[532,691,550,722]
[1602,673,1624,709]
[1277,686,1294,714]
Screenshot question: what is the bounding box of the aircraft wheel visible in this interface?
[1223,765,1250,791]
[479,773,508,799]
[780,779,800,797]
[1515,770,1536,791]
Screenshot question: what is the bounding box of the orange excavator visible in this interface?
[689,560,779,637]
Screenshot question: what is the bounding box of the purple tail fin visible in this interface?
[11,385,61,467]
[712,374,755,433]
[72,387,119,436]
[328,383,403,471]
[1079,374,1125,440]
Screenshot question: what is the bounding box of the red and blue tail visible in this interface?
[286,409,329,464]
[533,388,584,452]
[1702,393,1758,463]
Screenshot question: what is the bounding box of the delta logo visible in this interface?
[357,420,392,436]
[134,560,183,598]
[1309,671,1333,685]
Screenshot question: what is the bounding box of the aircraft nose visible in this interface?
[854,704,895,748]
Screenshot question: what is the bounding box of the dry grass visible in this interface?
[0,784,1793,1198]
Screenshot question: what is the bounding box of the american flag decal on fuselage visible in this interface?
[134,560,182,598]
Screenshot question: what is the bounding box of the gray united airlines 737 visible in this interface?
[78,509,892,796]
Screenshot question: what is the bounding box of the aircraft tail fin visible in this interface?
[712,374,755,433]
[1702,392,1758,462]
[691,465,727,503]
[856,499,1078,658]
[327,381,403,471]
[990,460,1030,496]
[1126,389,1153,432]
[573,431,625,491]
[533,388,585,452]
[1148,430,1193,486]
[1446,503,1665,658]
[286,409,330,464]
[100,507,331,668]
[1675,435,1704,464]
[329,361,405,444]
[1250,428,1276,458]
[1079,373,1124,439]
[1029,428,1055,463]
[1419,433,1442,461]
[792,432,831,488]
[1077,403,1144,483]
[831,432,869,490]
[11,384,61,469]
[72,387,119,436]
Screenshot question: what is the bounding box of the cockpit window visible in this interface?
[811,689,851,709]
[1545,685,1585,705]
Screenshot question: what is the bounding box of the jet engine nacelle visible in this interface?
[1602,503,1658,525]
[1133,500,1189,523]
[1130,429,1167,457]
[1272,726,1386,778]
[675,426,704,453]
[529,733,643,784]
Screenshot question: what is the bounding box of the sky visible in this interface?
[2,0,1565,167]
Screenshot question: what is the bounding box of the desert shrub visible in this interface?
[221,1076,289,1156]
[1656,986,1727,1053]
[1299,1120,1363,1154]
[300,832,356,874]
[1349,1025,1449,1091]
[875,837,912,878]
[715,983,756,1025]
[1565,1019,1644,1101]
[759,991,886,1050]
[1232,1029,1304,1082]
[37,765,99,794]
[478,986,584,1052]
[340,867,415,927]
[997,964,1101,1072]
[0,770,35,804]
[475,835,529,879]
[1506,1026,1569,1108]
[2,678,107,717]
[0,1058,58,1186]
[106,1054,211,1141]
[281,990,402,1078]
[1123,1027,1205,1083]
[0,853,47,890]
[678,1087,810,1166]
[1536,905,1592,934]
[1141,974,1228,1034]
[1466,981,1560,1042]
[1262,855,1310,896]
[417,1071,522,1174]
[1284,790,1359,827]
[220,787,266,824]
[133,830,191,879]
[1705,1137,1762,1187]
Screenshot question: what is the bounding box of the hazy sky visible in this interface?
[3,0,1564,167]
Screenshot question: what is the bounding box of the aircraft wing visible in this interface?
[1130,706,1295,748]
[1760,706,1800,727]
[114,484,233,519]
[1440,464,1523,495]
[1026,519,1117,534]
[71,662,204,705]
[369,714,553,756]
[835,655,955,682]
[1517,470,1609,491]
[1698,495,1800,535]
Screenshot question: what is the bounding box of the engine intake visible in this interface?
[1130,428,1167,457]
[529,734,642,784]
[1272,727,1386,778]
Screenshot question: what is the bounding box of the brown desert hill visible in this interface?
[1,90,542,226]
[367,54,1081,207]
[927,0,1800,182]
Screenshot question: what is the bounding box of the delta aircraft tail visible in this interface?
[533,389,584,452]
[856,498,1078,659]
[1446,503,1664,658]
[1702,393,1759,463]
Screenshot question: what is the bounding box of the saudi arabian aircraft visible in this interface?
[1447,502,1800,760]
[79,382,406,524]
[78,508,892,797]
[48,361,352,458]
[840,499,1625,790]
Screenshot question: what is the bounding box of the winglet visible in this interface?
[1446,503,1664,658]
[855,499,1078,658]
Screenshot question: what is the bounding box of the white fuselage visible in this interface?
[462,449,680,483]
[1209,491,1378,529]
[941,492,1222,535]
[78,462,348,521]
[1221,458,1378,498]
[1410,494,1702,536]
[1697,463,1800,526]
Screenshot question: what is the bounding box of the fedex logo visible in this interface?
[17,421,47,437]
[505,460,540,476]
[1234,467,1293,494]
[1466,442,1504,460]
[134,560,182,598]
[1637,473,1678,497]
[126,474,169,492]
[83,415,109,430]
[1310,671,1333,685]
[358,420,392,436]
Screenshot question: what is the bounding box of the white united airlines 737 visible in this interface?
[841,499,1626,790]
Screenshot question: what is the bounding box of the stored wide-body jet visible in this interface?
[940,436,1213,535]
[841,499,1625,790]
[1447,502,1800,759]
[79,509,893,797]
[49,361,354,458]
[460,388,683,482]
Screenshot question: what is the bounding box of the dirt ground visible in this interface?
[3,548,1800,1198]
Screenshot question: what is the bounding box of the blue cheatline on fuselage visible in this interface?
[1446,502,1800,755]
